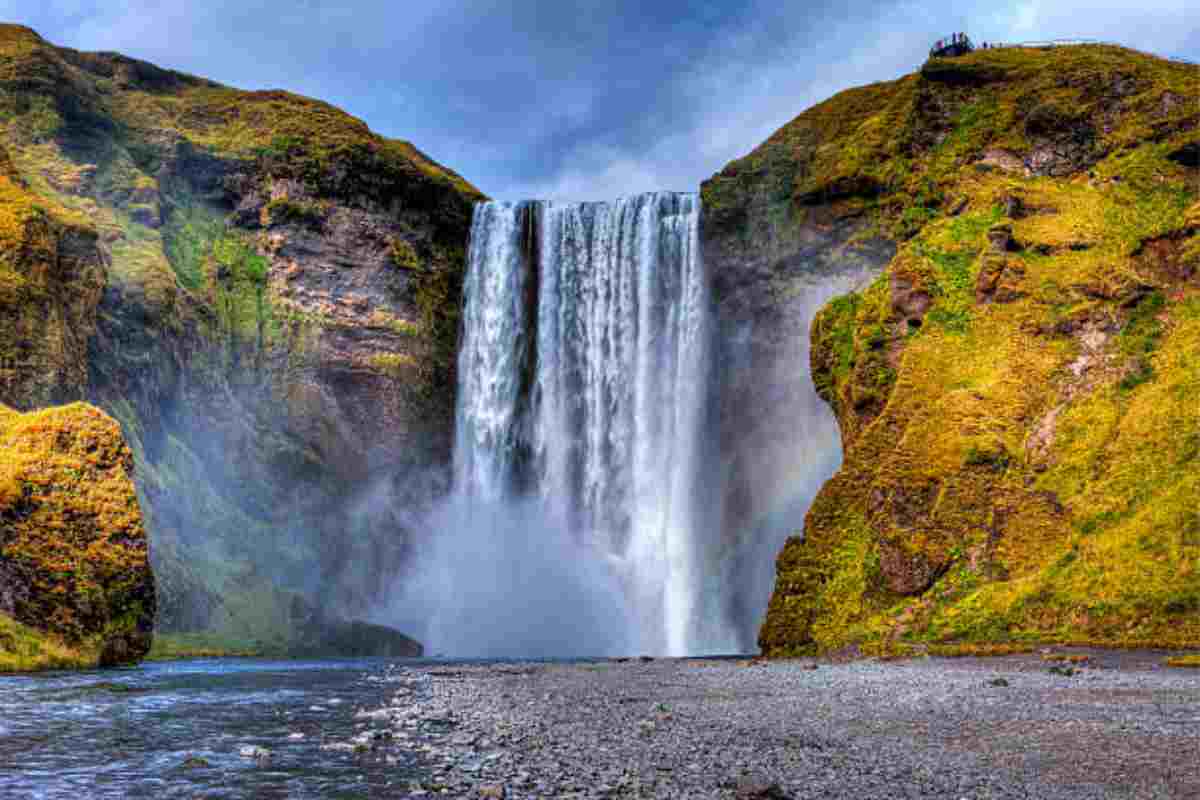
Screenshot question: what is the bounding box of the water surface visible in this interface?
[0,658,437,799]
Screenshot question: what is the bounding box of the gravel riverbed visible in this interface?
[336,650,1199,799]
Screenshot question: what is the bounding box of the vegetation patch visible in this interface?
[264,197,325,229]
[0,612,95,672]
[1165,655,1200,668]
[147,632,266,661]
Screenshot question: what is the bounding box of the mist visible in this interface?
[720,270,879,649]
[380,496,634,658]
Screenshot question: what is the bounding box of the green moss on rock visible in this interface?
[755,44,1200,657]
[0,402,155,669]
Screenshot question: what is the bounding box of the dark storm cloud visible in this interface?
[3,1,1198,199]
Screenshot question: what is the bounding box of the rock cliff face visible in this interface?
[0,402,154,670]
[0,24,483,649]
[715,44,1198,655]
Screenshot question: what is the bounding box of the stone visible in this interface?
[987,223,1016,253]
[975,254,1027,304]
[238,745,270,759]
[735,779,793,799]
[878,540,948,597]
[1000,193,1026,219]
[890,274,933,324]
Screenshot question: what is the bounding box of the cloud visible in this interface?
[4,1,1197,201]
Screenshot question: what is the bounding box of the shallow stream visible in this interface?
[0,658,438,799]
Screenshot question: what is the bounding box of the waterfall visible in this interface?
[452,192,733,656]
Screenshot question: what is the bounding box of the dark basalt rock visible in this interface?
[1168,141,1199,169]
[292,619,423,658]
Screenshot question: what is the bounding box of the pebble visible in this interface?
[237,745,270,760]
[274,654,1200,798]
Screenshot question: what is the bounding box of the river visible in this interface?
[0,658,443,799]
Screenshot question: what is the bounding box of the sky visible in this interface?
[4,1,1197,201]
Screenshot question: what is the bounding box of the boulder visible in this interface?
[0,403,155,669]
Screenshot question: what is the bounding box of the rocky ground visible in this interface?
[323,651,1200,799]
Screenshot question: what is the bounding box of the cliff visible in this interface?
[0,23,483,650]
[0,402,154,670]
[705,44,1198,655]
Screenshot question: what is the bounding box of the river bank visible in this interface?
[371,650,1199,798]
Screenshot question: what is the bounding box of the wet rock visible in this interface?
[735,779,793,799]
[238,745,271,760]
[988,678,1010,688]
[290,618,424,658]
[1167,141,1198,169]
[180,755,210,768]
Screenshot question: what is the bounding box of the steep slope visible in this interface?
[0,402,154,670]
[0,24,483,650]
[703,44,1198,655]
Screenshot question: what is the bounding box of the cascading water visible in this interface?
[451,192,734,656]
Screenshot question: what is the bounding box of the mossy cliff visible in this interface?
[705,44,1198,656]
[0,402,154,670]
[0,23,483,651]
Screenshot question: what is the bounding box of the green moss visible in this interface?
[1166,654,1200,668]
[389,237,420,270]
[0,403,154,665]
[758,46,1200,655]
[0,612,95,672]
[264,197,324,229]
[146,632,266,660]
[369,352,418,376]
[412,243,467,376]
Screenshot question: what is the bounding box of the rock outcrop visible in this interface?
[726,44,1198,655]
[0,24,481,651]
[0,402,154,670]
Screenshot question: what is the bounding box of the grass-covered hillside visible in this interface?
[732,44,1198,656]
[0,23,484,652]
